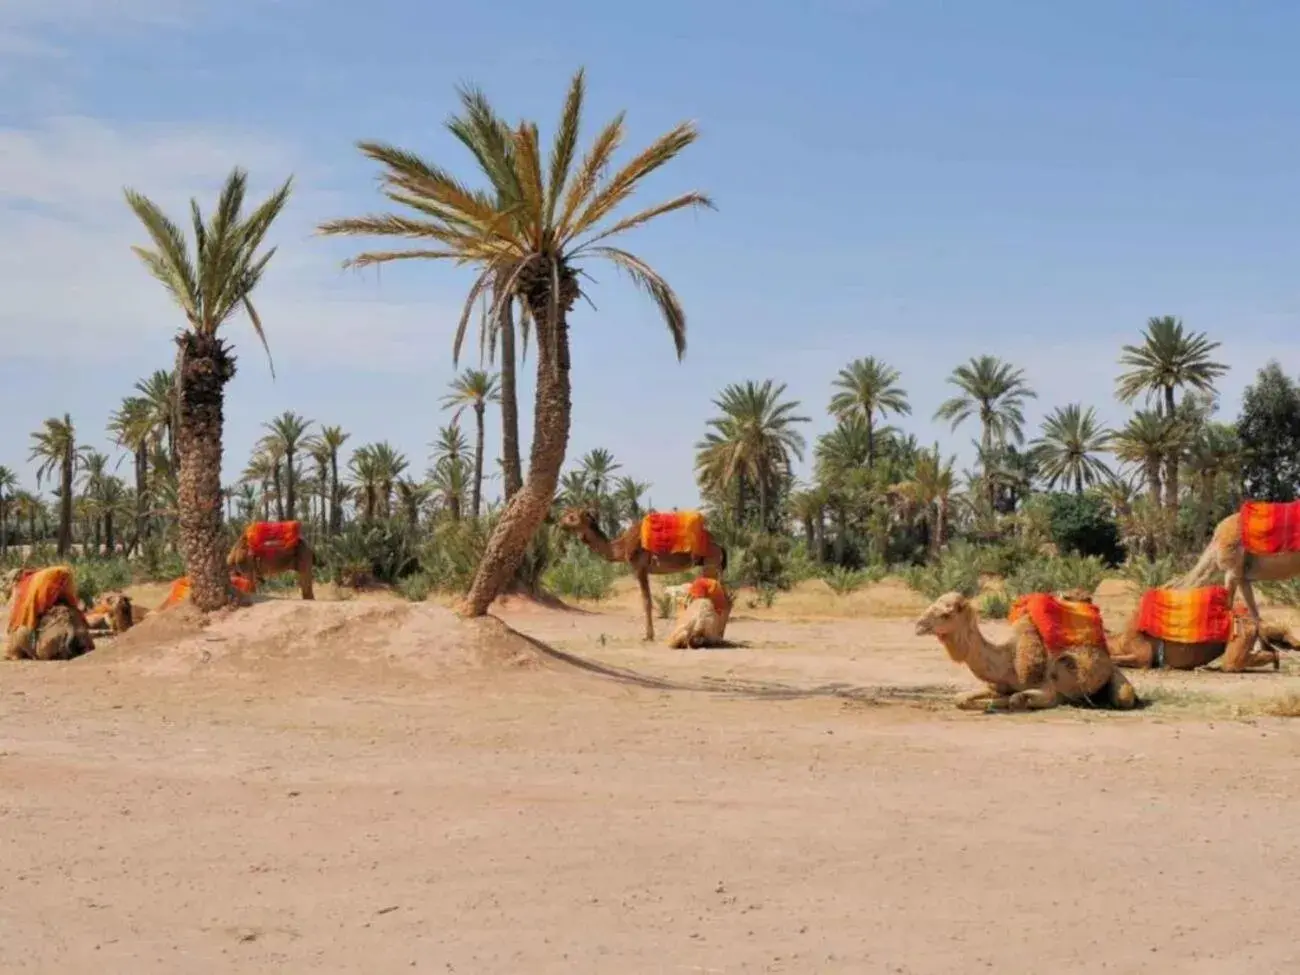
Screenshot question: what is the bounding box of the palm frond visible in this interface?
[544,68,586,228]
[572,192,714,253]
[556,113,625,239]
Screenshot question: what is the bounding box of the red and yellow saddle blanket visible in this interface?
[244,520,302,559]
[6,566,79,633]
[640,511,710,559]
[1136,585,1242,644]
[1240,500,1300,556]
[1008,593,1106,655]
[686,576,729,617]
[160,573,257,610]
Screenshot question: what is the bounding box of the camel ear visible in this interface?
[952,594,969,611]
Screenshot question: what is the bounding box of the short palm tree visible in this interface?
[318,68,711,615]
[612,475,650,528]
[827,357,910,467]
[440,370,500,521]
[894,447,958,558]
[1109,410,1180,511]
[108,395,154,550]
[306,425,350,534]
[429,423,471,521]
[1116,315,1228,513]
[1031,404,1114,494]
[29,414,87,556]
[263,411,314,523]
[124,167,293,610]
[695,379,810,531]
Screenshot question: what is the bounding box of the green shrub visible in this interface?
[734,533,792,590]
[1042,492,1124,565]
[1263,578,1300,608]
[320,520,421,587]
[542,544,617,601]
[655,591,675,619]
[1121,555,1181,590]
[1005,553,1106,600]
[398,572,433,602]
[72,558,133,609]
[900,547,983,600]
[745,584,778,609]
[979,591,1012,619]
[823,565,882,595]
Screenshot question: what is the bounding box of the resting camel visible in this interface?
[226,520,315,600]
[666,578,733,649]
[1108,586,1296,672]
[86,592,146,635]
[915,591,1138,711]
[1178,502,1300,632]
[558,507,727,641]
[2,566,95,661]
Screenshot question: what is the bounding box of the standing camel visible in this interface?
[1178,502,1300,631]
[915,591,1137,711]
[557,507,727,641]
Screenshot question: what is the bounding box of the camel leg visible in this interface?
[298,547,315,600]
[1005,687,1060,711]
[954,687,1009,710]
[1235,579,1280,671]
[1222,620,1279,673]
[637,570,654,641]
[1108,648,1152,669]
[1104,669,1139,710]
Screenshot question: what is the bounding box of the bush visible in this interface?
[140,538,185,582]
[734,533,793,590]
[1005,553,1106,600]
[1121,555,1181,590]
[542,543,617,601]
[655,590,675,619]
[398,572,433,602]
[1263,578,1300,608]
[72,558,133,609]
[900,546,983,600]
[979,591,1012,619]
[1041,492,1124,565]
[823,565,883,595]
[320,520,422,587]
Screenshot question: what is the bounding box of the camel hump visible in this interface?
[1240,500,1300,555]
[1009,592,1107,656]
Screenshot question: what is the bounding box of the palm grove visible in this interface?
[4,73,1300,611]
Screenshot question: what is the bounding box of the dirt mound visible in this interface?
[90,599,546,682]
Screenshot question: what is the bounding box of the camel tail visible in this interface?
[1173,540,1221,589]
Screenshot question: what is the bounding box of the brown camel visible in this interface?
[666,579,733,649]
[1108,608,1294,672]
[4,604,95,660]
[915,592,1138,711]
[226,521,316,600]
[1178,507,1300,630]
[557,507,727,641]
[87,592,146,635]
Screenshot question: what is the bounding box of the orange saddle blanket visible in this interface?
[640,511,710,559]
[7,566,79,633]
[245,520,302,559]
[1136,586,1239,645]
[160,574,257,610]
[686,576,730,617]
[1008,593,1107,655]
[1240,501,1300,556]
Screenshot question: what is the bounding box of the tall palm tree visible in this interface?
[108,395,154,550]
[318,68,711,616]
[124,167,292,610]
[1185,422,1243,541]
[306,425,350,534]
[1109,411,1180,512]
[934,355,1036,509]
[1116,316,1228,513]
[29,414,86,556]
[78,451,112,554]
[695,379,810,531]
[1031,404,1114,494]
[827,357,910,467]
[0,466,17,557]
[440,370,500,521]
[894,447,958,558]
[135,369,178,470]
[348,445,380,522]
[429,423,471,521]
[263,411,314,523]
[369,442,408,519]
[612,475,650,528]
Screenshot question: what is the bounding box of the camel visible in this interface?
[558,507,727,641]
[666,578,733,649]
[226,520,315,600]
[1108,611,1294,671]
[915,592,1138,711]
[5,604,95,660]
[1178,504,1300,633]
[86,592,146,635]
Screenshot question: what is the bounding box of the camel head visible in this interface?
[103,592,134,634]
[915,591,973,637]
[557,507,599,535]
[226,536,253,568]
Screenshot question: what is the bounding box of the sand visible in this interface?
[1,579,1299,973]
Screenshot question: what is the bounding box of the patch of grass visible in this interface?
[1120,555,1180,590]
[398,572,433,602]
[823,566,876,596]
[1261,692,1300,718]
[979,591,1012,620]
[1005,554,1106,600]
[542,545,617,601]
[900,546,982,600]
[654,591,675,620]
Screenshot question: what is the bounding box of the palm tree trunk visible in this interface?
[1163,385,1180,513]
[0,499,7,557]
[497,292,523,502]
[471,402,485,520]
[58,454,73,557]
[273,461,285,521]
[329,453,342,534]
[285,449,296,523]
[866,414,875,469]
[135,442,148,543]
[463,267,576,615]
[176,333,235,611]
[105,510,115,555]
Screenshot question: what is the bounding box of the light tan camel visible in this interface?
[558,508,727,641]
[226,523,316,600]
[666,580,733,649]
[1179,508,1300,630]
[915,592,1138,711]
[1108,608,1294,672]
[86,592,146,635]
[4,604,95,660]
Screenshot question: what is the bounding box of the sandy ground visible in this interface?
[3,578,1300,973]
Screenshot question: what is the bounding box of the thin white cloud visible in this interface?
[0,115,461,371]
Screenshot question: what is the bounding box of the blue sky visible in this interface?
[3,0,1299,508]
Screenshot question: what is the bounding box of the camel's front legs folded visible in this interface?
[1005,686,1061,711]
[1223,620,1280,672]
[954,687,1010,710]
